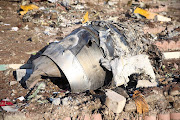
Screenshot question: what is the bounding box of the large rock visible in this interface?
[105,89,126,113]
[111,54,156,87]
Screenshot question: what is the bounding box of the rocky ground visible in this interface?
[0,0,179,120]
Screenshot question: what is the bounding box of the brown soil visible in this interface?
[0,0,179,120]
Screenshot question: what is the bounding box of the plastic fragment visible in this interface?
[20,4,39,15]
[27,82,45,100]
[134,7,171,22]
[156,15,171,22]
[48,0,58,3]
[134,7,157,19]
[0,64,32,71]
[133,90,149,115]
[1,105,18,112]
[11,27,19,31]
[17,96,25,102]
[82,11,89,24]
[0,101,13,106]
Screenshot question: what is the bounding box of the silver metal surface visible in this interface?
[41,27,106,92]
[76,42,106,90]
[28,25,110,92]
[43,46,89,92]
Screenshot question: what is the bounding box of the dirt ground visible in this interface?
[0,0,179,120]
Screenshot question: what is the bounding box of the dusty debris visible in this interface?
[124,99,136,112]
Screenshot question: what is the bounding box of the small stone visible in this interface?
[174,100,180,111]
[170,83,180,96]
[136,80,157,88]
[74,106,78,110]
[12,89,17,94]
[11,27,19,31]
[166,95,174,102]
[52,98,61,105]
[10,81,18,86]
[156,15,171,22]
[11,93,15,96]
[50,13,57,20]
[105,89,126,113]
[17,96,25,102]
[62,97,69,106]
